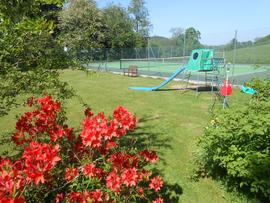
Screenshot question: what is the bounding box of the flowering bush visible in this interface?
[0,95,164,202]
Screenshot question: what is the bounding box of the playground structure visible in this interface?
[129,48,227,93]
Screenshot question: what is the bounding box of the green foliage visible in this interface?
[246,78,270,101]
[224,38,253,51]
[169,27,203,55]
[0,18,69,71]
[0,0,63,23]
[149,26,203,57]
[59,0,107,58]
[0,69,73,116]
[254,34,270,45]
[59,0,150,61]
[184,27,202,54]
[103,5,136,48]
[198,80,270,200]
[102,5,138,59]
[0,0,74,116]
[128,0,151,38]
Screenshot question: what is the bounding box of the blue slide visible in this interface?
[129,66,186,91]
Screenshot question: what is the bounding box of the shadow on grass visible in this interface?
[193,154,270,202]
[0,131,22,158]
[123,114,172,165]
[121,114,183,202]
[156,88,187,91]
[156,86,219,93]
[162,182,183,202]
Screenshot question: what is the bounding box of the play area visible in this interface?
[88,48,257,107]
[129,49,225,91]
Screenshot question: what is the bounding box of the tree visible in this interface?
[170,27,185,46]
[255,34,270,45]
[170,27,184,40]
[169,27,185,55]
[225,38,238,50]
[128,0,152,46]
[103,5,136,48]
[103,5,137,59]
[0,0,73,116]
[59,0,107,60]
[184,27,202,54]
[169,27,202,56]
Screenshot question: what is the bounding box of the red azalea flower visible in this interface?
[83,163,96,178]
[149,176,163,192]
[27,97,35,107]
[108,152,138,170]
[0,159,26,200]
[140,150,159,163]
[55,193,63,203]
[67,191,84,202]
[84,108,94,117]
[83,163,103,180]
[105,141,117,150]
[113,106,136,132]
[138,169,152,181]
[49,125,74,142]
[106,170,121,192]
[80,113,108,148]
[105,120,120,140]
[153,197,164,203]
[121,167,138,187]
[37,95,61,113]
[12,131,27,145]
[137,187,144,197]
[12,95,66,145]
[84,189,103,203]
[65,167,79,182]
[0,197,26,203]
[22,142,61,185]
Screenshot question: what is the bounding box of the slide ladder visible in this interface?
[129,66,186,91]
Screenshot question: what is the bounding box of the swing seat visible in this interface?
[241,86,256,95]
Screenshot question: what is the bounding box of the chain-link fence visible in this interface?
[77,28,270,85]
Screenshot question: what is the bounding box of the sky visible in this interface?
[96,0,270,45]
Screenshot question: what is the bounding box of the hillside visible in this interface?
[150,36,174,47]
[148,35,270,64]
[225,44,270,64]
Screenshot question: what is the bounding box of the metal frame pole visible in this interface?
[232,30,237,79]
[147,37,150,71]
[183,31,186,56]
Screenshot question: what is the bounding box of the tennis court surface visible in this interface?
[86,57,270,85]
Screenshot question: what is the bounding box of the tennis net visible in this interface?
[120,56,189,69]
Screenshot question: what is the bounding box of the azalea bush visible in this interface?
[0,95,165,202]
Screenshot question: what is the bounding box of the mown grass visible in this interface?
[0,69,254,202]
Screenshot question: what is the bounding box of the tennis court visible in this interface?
[87,57,270,77]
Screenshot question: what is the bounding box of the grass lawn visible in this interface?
[0,69,254,202]
[226,44,270,64]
